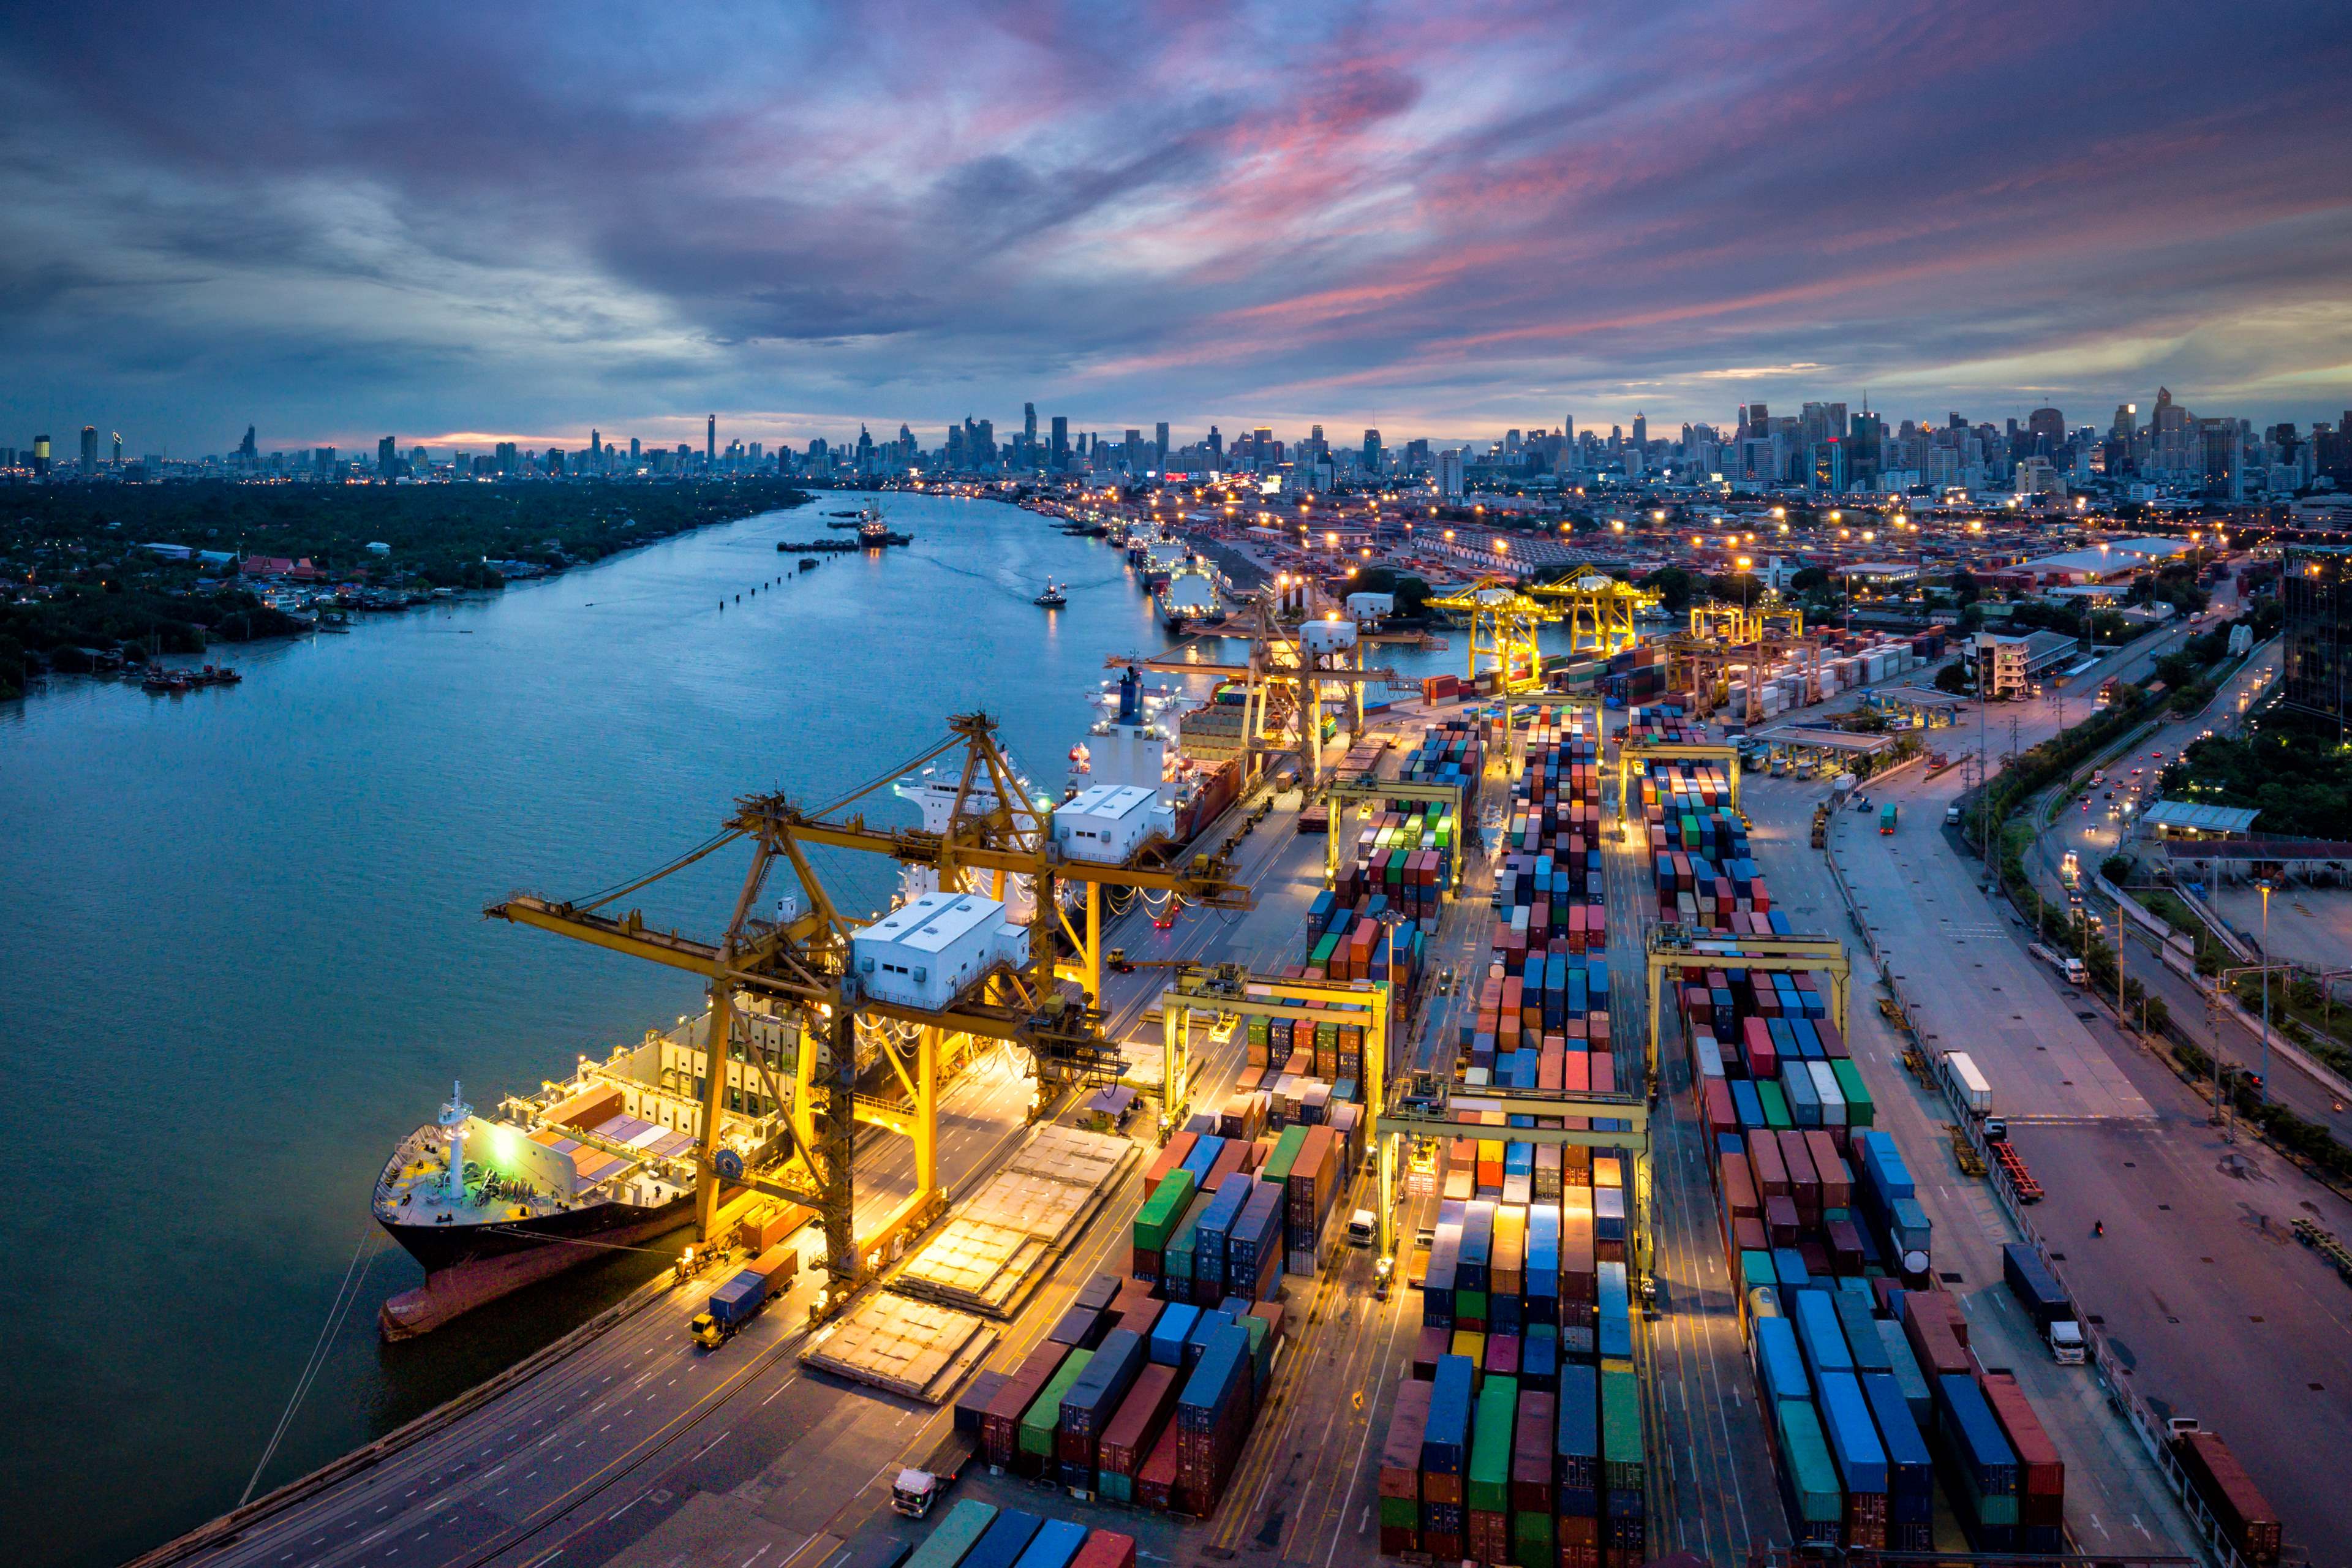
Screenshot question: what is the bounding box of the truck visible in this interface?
[1878,802,1898,834]
[891,1427,979,1518]
[2059,850,2080,891]
[688,1242,799,1349]
[1937,1050,1994,1118]
[2001,1243,2086,1363]
[2029,941,2090,986]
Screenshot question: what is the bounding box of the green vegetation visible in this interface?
[1932,661,1974,696]
[2166,1036,2352,1183]
[1348,565,1436,616]
[1,477,810,698]
[2227,972,2352,1078]
[2159,708,2352,840]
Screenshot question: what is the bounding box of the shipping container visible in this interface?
[905,1498,997,1568]
[2174,1430,2282,1566]
[959,1508,1045,1568]
[1010,1518,1089,1568]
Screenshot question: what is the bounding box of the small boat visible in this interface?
[798,557,820,571]
[1034,580,1068,608]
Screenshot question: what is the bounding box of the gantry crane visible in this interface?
[1109,589,1398,790]
[1528,573,1657,655]
[486,712,1254,1319]
[1425,578,1558,698]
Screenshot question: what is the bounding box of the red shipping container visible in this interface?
[1136,1419,1181,1510]
[1069,1532,1137,1568]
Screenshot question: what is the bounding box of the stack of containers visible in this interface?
[1466,1374,1517,1564]
[1058,1330,1145,1492]
[1173,1320,1254,1516]
[1670,792,2078,1553]
[1419,1356,1474,1561]
[1599,1363,1645,1565]
[1378,1379,1433,1555]
[1284,1125,1340,1275]
[1093,1362,1180,1503]
[984,1341,1071,1469]
[1018,1349,1095,1479]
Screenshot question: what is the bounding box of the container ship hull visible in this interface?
[377,1195,697,1339]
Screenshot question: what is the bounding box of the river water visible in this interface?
[0,494,1509,1567]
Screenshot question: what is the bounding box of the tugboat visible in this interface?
[1033,580,1068,608]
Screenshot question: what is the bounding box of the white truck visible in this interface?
[2030,941,2090,986]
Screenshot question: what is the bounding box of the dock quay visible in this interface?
[137,690,2230,1568]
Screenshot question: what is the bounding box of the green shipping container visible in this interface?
[1311,933,1340,966]
[1455,1288,1488,1325]
[1262,1126,1306,1185]
[1829,1059,1875,1126]
[905,1498,997,1568]
[1379,1496,1419,1528]
[1019,1348,1095,1456]
[1467,1374,1519,1515]
[1774,1399,1842,1524]
[1757,1079,1793,1130]
[1134,1167,1196,1253]
[1599,1363,1643,1492]
[1512,1510,1555,1560]
[1166,1193,1213,1280]
[1739,1249,1776,1290]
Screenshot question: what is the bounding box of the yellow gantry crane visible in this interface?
[1109,589,1399,790]
[1425,578,1556,696]
[486,712,1253,1320]
[1529,573,1657,655]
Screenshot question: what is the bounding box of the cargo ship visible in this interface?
[372,1017,791,1336]
[1068,665,1242,847]
[376,677,1237,1337]
[1154,560,1219,634]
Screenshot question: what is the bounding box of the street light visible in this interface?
[2256,878,2274,1102]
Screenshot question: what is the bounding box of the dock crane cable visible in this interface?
[241,1220,386,1504]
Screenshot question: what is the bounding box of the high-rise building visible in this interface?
[1561,417,1574,447]
[32,434,50,475]
[1023,402,1037,445]
[1155,422,1169,468]
[629,436,641,461]
[1362,429,1383,473]
[495,441,516,473]
[1630,413,1646,452]
[1050,415,1069,466]
[81,426,99,473]
[1207,426,1223,458]
[111,432,123,466]
[378,436,399,477]
[1437,447,1465,500]
[2282,543,2352,737]
[2027,407,2065,456]
[238,426,257,465]
[706,415,715,466]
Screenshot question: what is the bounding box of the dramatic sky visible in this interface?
[4,0,2350,456]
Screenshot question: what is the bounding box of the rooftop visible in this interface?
[2141,799,2261,835]
[856,891,1009,952]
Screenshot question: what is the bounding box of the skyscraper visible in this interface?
[1630,413,1646,452]
[81,426,99,473]
[378,436,398,476]
[111,432,123,467]
[1362,429,1383,472]
[1024,402,1037,445]
[706,415,715,466]
[1437,447,1465,500]
[32,434,50,475]
[238,425,257,465]
[2027,407,2065,456]
[1155,422,1169,469]
[1050,415,1069,467]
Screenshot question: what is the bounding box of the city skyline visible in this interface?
[2,2,2347,453]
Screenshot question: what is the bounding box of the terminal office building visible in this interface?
[2282,543,2351,736]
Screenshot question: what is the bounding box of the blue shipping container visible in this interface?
[1011,1519,1089,1568]
[1817,1370,1889,1495]
[960,1509,1044,1568]
[1149,1303,1199,1365]
[1422,1354,1475,1474]
[1754,1316,1809,1409]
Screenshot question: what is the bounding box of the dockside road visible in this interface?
[1799,732,2352,1556]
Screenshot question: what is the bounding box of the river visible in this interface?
[0,494,1524,1567]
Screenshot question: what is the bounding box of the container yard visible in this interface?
[1660,748,2086,1555]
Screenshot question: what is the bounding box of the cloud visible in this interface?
[0,0,2348,453]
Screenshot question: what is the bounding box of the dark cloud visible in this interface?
[2,0,2348,452]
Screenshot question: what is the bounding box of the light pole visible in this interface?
[2257,878,2274,1102]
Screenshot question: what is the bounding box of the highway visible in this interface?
[1774,631,2352,1558]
